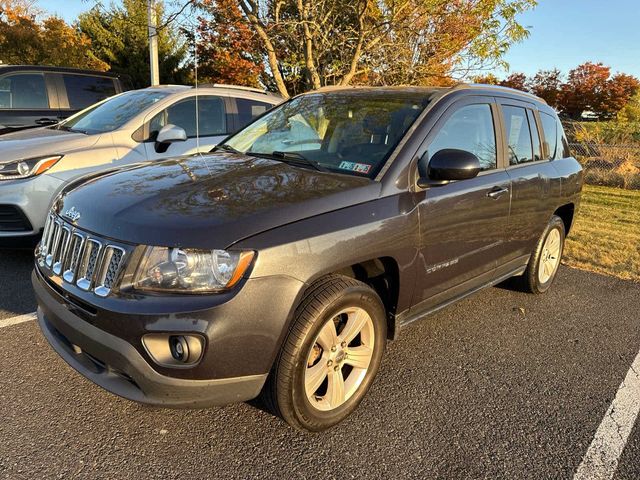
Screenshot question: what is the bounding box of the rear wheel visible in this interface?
[262,275,387,432]
[519,215,565,294]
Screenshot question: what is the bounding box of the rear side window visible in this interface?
[428,103,497,170]
[558,121,571,159]
[539,112,558,160]
[236,98,273,128]
[149,96,227,138]
[527,110,542,162]
[503,105,533,165]
[63,75,116,109]
[0,73,49,109]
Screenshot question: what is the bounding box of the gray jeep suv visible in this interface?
[32,85,582,431]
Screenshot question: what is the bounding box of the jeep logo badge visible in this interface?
[63,206,81,223]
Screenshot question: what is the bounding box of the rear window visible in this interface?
[0,73,49,109]
[63,74,117,109]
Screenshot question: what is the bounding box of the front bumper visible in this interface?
[33,270,291,408]
[0,174,64,238]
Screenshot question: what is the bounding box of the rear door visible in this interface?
[143,94,231,160]
[0,71,60,132]
[497,98,558,265]
[411,96,512,307]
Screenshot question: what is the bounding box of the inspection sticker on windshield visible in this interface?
[338,161,371,174]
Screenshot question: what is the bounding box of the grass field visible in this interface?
[563,185,640,281]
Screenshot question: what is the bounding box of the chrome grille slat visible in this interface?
[52,227,71,275]
[63,233,84,283]
[36,213,127,298]
[94,246,126,297]
[77,239,102,291]
[45,221,62,267]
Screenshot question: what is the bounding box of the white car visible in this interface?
[0,85,281,245]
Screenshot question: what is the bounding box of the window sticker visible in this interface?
[338,161,371,174]
[508,113,524,145]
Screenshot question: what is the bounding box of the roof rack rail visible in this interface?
[195,84,270,95]
[453,83,547,104]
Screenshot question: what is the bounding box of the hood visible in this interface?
[55,153,380,248]
[0,127,100,164]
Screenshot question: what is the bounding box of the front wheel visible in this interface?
[262,275,387,432]
[519,215,566,294]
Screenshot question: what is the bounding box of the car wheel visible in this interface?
[519,215,565,294]
[262,275,387,432]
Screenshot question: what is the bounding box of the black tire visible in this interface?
[261,274,387,432]
[518,215,566,294]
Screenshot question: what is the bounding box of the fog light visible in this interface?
[169,335,189,362]
[142,333,204,368]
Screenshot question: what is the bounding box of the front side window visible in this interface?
[539,112,558,160]
[427,104,497,170]
[223,92,432,178]
[59,90,170,134]
[503,105,534,165]
[0,73,49,109]
[63,75,116,109]
[149,96,227,139]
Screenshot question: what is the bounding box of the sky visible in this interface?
[39,0,640,79]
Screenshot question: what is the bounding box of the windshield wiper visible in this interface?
[57,125,89,135]
[270,151,328,172]
[212,144,241,154]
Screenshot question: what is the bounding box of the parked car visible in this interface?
[0,84,281,246]
[0,65,132,134]
[32,85,582,432]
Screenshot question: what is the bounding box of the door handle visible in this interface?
[35,118,57,125]
[487,186,509,199]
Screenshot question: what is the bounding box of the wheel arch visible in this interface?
[304,256,401,340]
[553,203,575,236]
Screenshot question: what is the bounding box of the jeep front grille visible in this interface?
[37,214,128,297]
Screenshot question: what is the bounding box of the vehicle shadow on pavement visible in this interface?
[0,249,37,316]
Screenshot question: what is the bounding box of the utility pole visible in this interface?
[147,0,160,86]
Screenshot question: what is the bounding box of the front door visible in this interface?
[412,97,511,310]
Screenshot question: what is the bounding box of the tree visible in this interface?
[194,0,264,87]
[229,0,536,97]
[499,72,528,91]
[78,0,191,88]
[618,92,640,123]
[0,2,108,70]
[470,73,500,85]
[558,62,640,119]
[605,73,640,116]
[528,69,562,108]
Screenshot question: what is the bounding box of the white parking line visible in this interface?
[574,349,640,480]
[0,312,37,329]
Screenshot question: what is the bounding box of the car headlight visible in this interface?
[133,247,255,293]
[0,155,63,180]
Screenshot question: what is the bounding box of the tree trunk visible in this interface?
[296,0,321,90]
[239,1,289,98]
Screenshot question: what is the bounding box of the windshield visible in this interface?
[222,91,432,178]
[58,90,171,134]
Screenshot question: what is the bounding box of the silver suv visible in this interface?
[0,85,281,245]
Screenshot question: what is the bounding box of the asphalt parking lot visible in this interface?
[0,250,639,479]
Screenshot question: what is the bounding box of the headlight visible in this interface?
[0,155,63,180]
[133,247,255,293]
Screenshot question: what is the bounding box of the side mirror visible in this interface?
[417,149,482,188]
[155,124,187,153]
